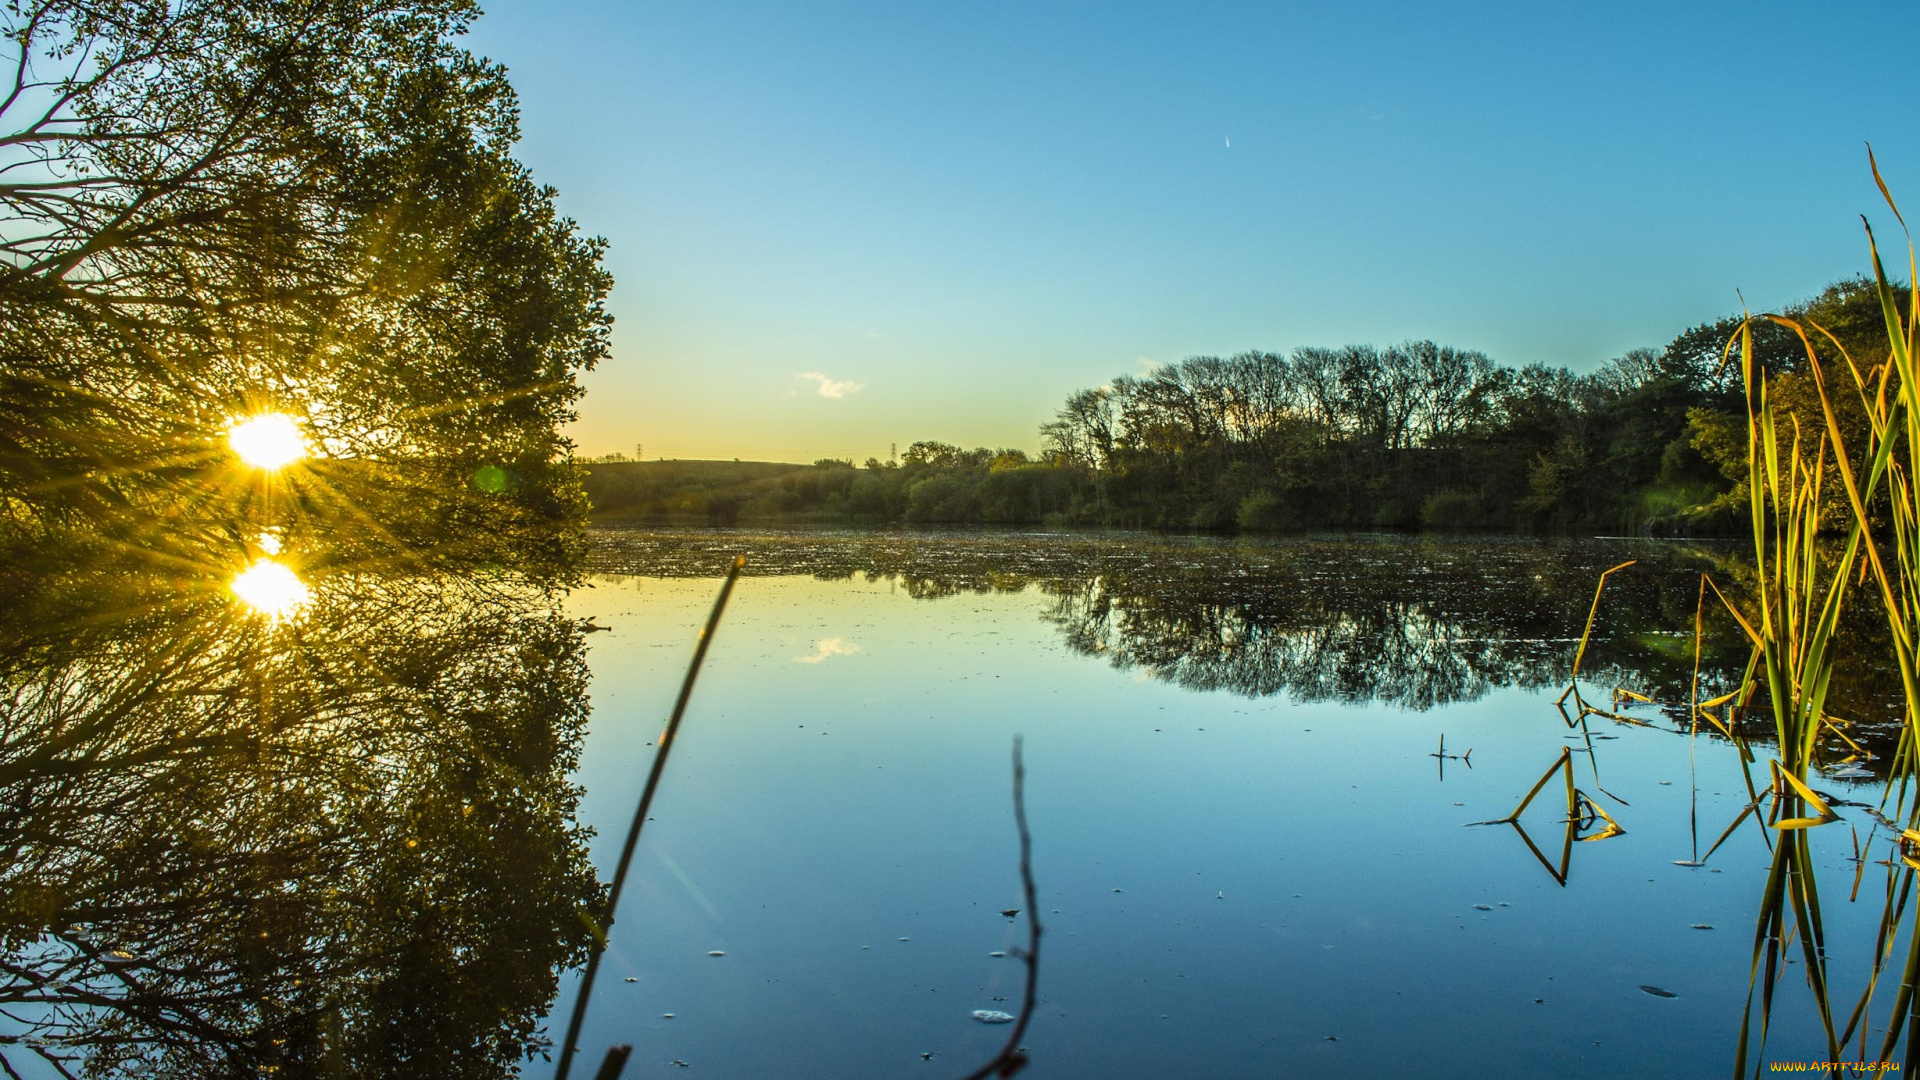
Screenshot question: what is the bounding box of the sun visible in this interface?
[227,413,307,470]
[230,558,311,619]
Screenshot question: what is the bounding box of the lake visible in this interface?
[1,527,1906,1077]
[551,528,1902,1078]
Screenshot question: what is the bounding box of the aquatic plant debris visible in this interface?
[973,1009,1015,1024]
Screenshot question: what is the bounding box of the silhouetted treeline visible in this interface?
[585,279,1904,534]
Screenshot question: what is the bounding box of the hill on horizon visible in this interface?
[581,458,824,523]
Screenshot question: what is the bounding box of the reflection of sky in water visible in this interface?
[556,568,1889,1079]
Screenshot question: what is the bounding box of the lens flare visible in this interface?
[230,559,310,619]
[227,413,307,470]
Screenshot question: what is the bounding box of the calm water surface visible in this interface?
[550,528,1899,1079]
[4,527,1901,1077]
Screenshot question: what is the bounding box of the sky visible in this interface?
[464,0,1920,464]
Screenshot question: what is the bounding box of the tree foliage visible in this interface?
[0,0,612,580]
[1034,341,1683,530]
[0,3,613,1074]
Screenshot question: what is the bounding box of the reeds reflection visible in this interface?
[0,570,602,1077]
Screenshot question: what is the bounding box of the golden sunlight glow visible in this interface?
[230,559,310,619]
[227,413,307,470]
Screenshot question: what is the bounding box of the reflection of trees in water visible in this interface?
[637,528,1920,734]
[1041,574,1578,709]
[604,527,1920,749]
[1044,572,1582,707]
[0,576,601,1078]
[590,528,1757,713]
[1035,549,1890,746]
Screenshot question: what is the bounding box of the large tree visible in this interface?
[0,7,616,1073]
[0,0,612,582]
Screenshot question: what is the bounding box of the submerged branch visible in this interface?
[953,736,1043,1080]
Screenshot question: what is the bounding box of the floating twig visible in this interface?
[1429,733,1472,762]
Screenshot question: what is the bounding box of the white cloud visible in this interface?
[797,371,865,399]
[795,637,861,664]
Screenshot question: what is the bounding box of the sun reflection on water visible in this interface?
[230,558,310,619]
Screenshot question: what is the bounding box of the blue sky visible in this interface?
[466,0,1920,462]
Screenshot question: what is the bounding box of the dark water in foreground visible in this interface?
[3,528,1907,1077]
[549,529,1903,1079]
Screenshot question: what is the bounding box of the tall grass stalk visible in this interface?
[1714,317,1864,1076]
[1795,150,1920,1071]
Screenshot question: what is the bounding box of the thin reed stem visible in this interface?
[554,557,745,1080]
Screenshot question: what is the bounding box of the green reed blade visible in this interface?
[1494,746,1574,824]
[1737,844,1791,1080]
[1564,562,1636,704]
[1702,801,1760,864]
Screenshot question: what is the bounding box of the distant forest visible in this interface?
[585,279,1904,534]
